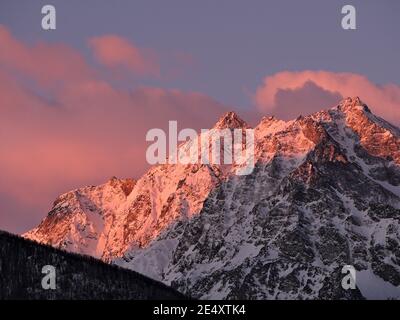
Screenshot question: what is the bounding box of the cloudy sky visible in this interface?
[0,0,400,233]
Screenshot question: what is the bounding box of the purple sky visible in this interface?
[1,0,399,107]
[0,0,400,234]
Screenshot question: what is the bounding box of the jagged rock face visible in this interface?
[214,111,250,129]
[105,163,222,260]
[24,112,244,261]
[24,177,136,259]
[25,98,400,299]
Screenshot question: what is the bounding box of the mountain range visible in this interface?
[24,97,400,299]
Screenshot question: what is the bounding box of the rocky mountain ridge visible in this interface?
[24,97,400,299]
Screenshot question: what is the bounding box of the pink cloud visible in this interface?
[255,71,400,123]
[0,26,227,233]
[88,35,160,77]
[0,25,95,87]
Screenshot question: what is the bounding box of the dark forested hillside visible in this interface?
[0,230,186,300]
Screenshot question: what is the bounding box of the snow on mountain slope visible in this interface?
[24,112,248,261]
[24,97,400,299]
[24,177,135,258]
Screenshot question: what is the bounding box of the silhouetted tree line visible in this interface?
[0,230,186,300]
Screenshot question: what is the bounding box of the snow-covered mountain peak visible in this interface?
[324,97,400,165]
[339,96,365,108]
[255,116,291,139]
[213,111,249,129]
[24,98,400,299]
[107,176,136,196]
[335,96,370,113]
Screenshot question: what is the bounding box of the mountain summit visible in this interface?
[24,98,400,299]
[213,111,249,129]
